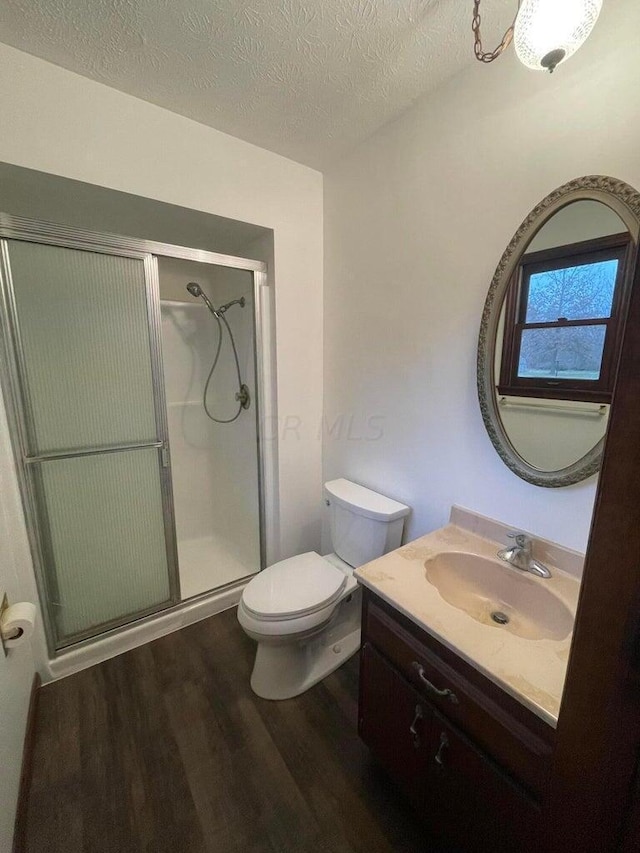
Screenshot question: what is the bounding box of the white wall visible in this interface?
[0,396,39,849]
[323,1,640,554]
[528,200,624,252]
[496,400,610,473]
[0,42,323,565]
[0,161,270,257]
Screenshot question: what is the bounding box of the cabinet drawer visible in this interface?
[364,595,553,798]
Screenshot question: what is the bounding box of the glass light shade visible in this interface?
[514,0,603,72]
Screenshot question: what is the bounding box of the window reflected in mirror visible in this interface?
[494,200,633,473]
[498,227,631,404]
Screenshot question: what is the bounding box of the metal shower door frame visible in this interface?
[0,213,270,656]
[0,234,182,650]
[251,267,271,572]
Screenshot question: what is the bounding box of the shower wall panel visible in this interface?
[159,258,261,598]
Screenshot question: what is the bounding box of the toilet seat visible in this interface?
[237,597,340,638]
[241,551,347,621]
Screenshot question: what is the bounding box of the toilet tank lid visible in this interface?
[324,479,410,522]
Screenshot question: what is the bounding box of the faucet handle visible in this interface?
[507,532,529,547]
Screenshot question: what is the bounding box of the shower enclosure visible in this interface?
[158,257,261,599]
[0,214,267,653]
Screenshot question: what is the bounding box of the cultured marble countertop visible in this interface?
[354,523,581,727]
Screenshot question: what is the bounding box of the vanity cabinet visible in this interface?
[358,589,555,852]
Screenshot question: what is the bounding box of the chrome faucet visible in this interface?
[497,533,551,578]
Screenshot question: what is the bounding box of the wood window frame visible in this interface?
[498,232,632,404]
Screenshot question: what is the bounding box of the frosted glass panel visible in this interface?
[8,240,157,454]
[37,449,171,640]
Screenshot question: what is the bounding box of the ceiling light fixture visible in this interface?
[472,0,603,73]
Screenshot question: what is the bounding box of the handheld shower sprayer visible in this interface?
[185,283,250,422]
[187,282,218,316]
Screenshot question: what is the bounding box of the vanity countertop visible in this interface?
[354,523,581,727]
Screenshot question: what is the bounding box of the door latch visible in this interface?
[161,443,170,468]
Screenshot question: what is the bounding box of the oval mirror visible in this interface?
[478,177,640,487]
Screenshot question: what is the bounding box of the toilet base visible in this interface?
[250,626,361,700]
[248,588,362,700]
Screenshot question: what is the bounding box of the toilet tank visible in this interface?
[324,479,410,568]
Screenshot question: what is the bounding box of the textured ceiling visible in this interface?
[0,0,513,168]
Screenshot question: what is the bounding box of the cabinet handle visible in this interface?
[409,704,424,749]
[412,662,459,704]
[434,731,449,766]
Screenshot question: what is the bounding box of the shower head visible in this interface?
[186,284,245,318]
[186,282,218,316]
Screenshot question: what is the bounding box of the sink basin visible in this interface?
[424,552,573,641]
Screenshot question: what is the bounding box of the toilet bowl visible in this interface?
[238,479,410,700]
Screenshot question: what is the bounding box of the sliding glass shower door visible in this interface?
[1,238,179,648]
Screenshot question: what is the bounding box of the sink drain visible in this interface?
[491,611,510,625]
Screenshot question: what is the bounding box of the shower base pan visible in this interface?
[178,533,259,600]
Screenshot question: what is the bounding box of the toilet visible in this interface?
[237,478,410,700]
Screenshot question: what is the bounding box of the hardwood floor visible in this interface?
[24,609,435,853]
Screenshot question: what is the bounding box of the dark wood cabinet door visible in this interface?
[423,712,540,853]
[359,606,542,851]
[363,592,553,798]
[358,642,432,810]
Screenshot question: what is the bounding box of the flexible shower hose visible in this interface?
[203,312,247,423]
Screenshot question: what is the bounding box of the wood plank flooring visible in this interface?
[24,608,435,852]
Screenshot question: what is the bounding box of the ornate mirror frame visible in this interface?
[477,176,640,487]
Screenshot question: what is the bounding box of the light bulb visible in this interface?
[514,0,603,72]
